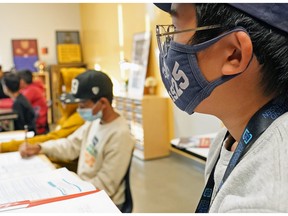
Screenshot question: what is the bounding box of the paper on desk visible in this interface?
[0,130,34,142]
[0,152,53,181]
[13,190,121,213]
[171,132,218,149]
[0,167,95,204]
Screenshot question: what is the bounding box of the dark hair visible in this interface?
[17,69,33,84]
[193,3,288,99]
[2,72,20,93]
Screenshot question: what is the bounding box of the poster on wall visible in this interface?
[12,39,39,72]
[127,32,151,98]
[56,31,82,64]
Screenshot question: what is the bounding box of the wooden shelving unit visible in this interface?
[114,95,170,160]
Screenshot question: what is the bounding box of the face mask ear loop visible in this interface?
[94,100,104,118]
[239,53,254,74]
[89,104,97,118]
[223,49,253,80]
[192,26,248,53]
[212,51,254,88]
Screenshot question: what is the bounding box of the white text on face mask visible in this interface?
[163,61,189,101]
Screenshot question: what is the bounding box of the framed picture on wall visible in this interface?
[12,39,39,72]
[127,32,151,97]
[56,31,82,64]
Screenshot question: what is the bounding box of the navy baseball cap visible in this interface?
[60,70,113,104]
[154,3,288,34]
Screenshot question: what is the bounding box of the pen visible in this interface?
[24,125,28,144]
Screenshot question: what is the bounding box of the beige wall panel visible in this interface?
[80,4,119,77]
[80,3,171,93]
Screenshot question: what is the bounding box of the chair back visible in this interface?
[119,159,133,213]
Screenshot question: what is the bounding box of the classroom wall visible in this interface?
[0,3,222,138]
[173,105,222,137]
[79,3,222,138]
[80,3,172,95]
[0,3,81,71]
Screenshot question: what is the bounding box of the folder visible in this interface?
[0,190,121,213]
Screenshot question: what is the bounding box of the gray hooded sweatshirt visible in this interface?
[205,112,288,212]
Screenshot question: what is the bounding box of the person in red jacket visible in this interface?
[0,66,13,109]
[18,69,49,134]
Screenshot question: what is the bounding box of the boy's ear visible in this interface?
[221,31,253,75]
[98,97,105,104]
[98,97,108,108]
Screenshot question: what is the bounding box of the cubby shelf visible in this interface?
[114,95,171,160]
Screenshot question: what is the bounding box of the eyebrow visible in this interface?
[169,9,178,17]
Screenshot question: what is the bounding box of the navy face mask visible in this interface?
[159,27,249,114]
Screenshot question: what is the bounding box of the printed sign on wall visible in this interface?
[56,31,82,64]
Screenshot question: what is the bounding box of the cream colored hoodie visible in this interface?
[40,115,135,205]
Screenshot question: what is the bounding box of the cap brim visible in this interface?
[154,3,171,13]
[59,93,84,104]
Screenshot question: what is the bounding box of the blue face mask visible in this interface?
[77,108,103,122]
[159,27,248,114]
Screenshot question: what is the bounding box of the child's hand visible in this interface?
[19,142,41,158]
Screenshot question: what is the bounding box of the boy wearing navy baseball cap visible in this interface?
[155,3,288,213]
[20,69,135,211]
[60,69,113,105]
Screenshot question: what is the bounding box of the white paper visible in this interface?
[0,152,54,181]
[0,168,95,204]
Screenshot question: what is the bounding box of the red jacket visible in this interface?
[20,80,48,134]
[0,98,13,108]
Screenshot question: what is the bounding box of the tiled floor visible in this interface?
[130,152,205,213]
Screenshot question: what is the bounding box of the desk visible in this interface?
[0,130,35,142]
[0,152,120,213]
[0,109,18,131]
[0,109,18,120]
[171,145,209,164]
[170,133,217,164]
